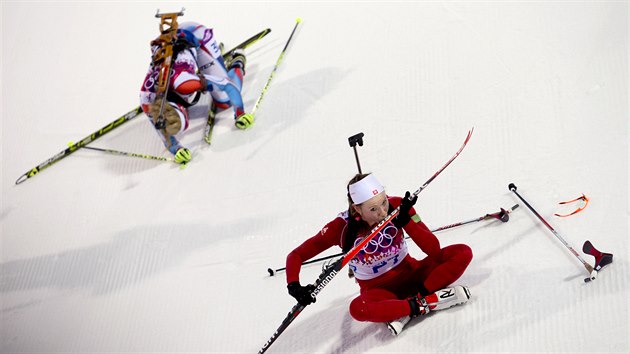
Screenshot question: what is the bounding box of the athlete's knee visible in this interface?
[349,298,371,322]
[458,244,473,263]
[452,244,473,265]
[444,244,473,266]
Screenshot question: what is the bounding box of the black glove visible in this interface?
[392,191,418,228]
[287,281,316,306]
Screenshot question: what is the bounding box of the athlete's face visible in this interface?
[353,192,389,227]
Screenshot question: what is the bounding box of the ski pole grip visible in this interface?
[508,183,517,192]
[348,132,364,147]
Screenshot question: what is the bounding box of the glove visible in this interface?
[174,147,192,164]
[235,113,254,130]
[392,191,418,228]
[287,281,316,306]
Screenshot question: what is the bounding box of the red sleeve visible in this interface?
[389,196,442,261]
[285,217,346,284]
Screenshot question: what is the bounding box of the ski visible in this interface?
[204,103,217,145]
[267,203,518,276]
[203,28,272,144]
[15,106,143,184]
[258,128,474,353]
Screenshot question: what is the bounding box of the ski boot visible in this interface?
[387,316,412,336]
[424,285,471,311]
[225,48,247,74]
[386,285,470,336]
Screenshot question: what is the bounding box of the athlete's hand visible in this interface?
[393,191,418,228]
[287,281,316,306]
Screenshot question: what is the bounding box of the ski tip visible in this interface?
[15,174,28,185]
[464,128,474,143]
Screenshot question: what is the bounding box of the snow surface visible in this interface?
[2,1,628,353]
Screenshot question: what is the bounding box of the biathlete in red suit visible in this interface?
[285,173,473,335]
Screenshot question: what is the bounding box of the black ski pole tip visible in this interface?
[268,268,275,276]
[508,183,517,191]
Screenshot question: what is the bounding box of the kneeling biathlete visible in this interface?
[140,22,253,164]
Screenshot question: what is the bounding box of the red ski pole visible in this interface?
[508,183,612,282]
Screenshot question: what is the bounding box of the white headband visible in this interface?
[349,174,385,204]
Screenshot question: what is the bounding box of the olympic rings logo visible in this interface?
[144,73,157,90]
[354,224,400,255]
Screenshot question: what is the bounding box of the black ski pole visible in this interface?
[508,183,612,282]
[348,132,364,174]
[267,203,519,276]
[346,132,366,277]
[258,128,473,353]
